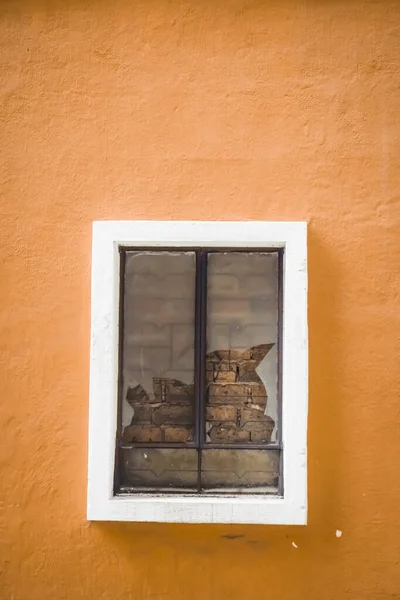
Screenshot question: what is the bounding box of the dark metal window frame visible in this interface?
[115,246,284,494]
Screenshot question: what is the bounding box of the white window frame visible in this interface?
[87,221,308,525]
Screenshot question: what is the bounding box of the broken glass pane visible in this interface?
[206,252,279,444]
[121,251,196,444]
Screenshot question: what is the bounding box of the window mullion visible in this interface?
[199,250,207,450]
[194,250,208,492]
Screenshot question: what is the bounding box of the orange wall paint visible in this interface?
[1,1,400,598]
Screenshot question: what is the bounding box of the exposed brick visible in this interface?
[211,369,237,383]
[126,384,150,406]
[208,392,249,405]
[206,360,231,371]
[207,352,268,383]
[250,343,275,363]
[250,429,274,443]
[240,406,273,423]
[207,407,274,442]
[206,361,236,385]
[237,359,257,380]
[122,425,162,443]
[207,349,251,361]
[240,410,275,442]
[208,383,249,397]
[164,426,194,443]
[239,370,260,383]
[242,420,274,433]
[206,369,215,383]
[248,383,268,400]
[152,404,193,426]
[208,424,250,442]
[131,403,153,423]
[157,394,195,405]
[153,378,195,402]
[206,405,238,423]
[208,382,267,405]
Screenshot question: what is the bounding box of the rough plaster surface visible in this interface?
[0,1,399,599]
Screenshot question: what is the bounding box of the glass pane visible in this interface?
[206,252,279,444]
[120,448,198,491]
[121,251,196,444]
[201,449,280,494]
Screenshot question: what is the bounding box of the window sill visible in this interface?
[88,494,306,525]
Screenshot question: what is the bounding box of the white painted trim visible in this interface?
[87,221,308,525]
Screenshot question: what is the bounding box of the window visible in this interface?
[118,249,282,495]
[88,221,308,524]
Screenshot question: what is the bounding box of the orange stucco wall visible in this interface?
[1,1,400,598]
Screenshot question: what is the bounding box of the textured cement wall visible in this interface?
[1,1,400,599]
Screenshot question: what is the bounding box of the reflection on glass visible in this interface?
[120,448,198,491]
[206,252,279,444]
[121,251,196,444]
[201,449,280,494]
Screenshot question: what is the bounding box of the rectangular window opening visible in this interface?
[116,248,283,496]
